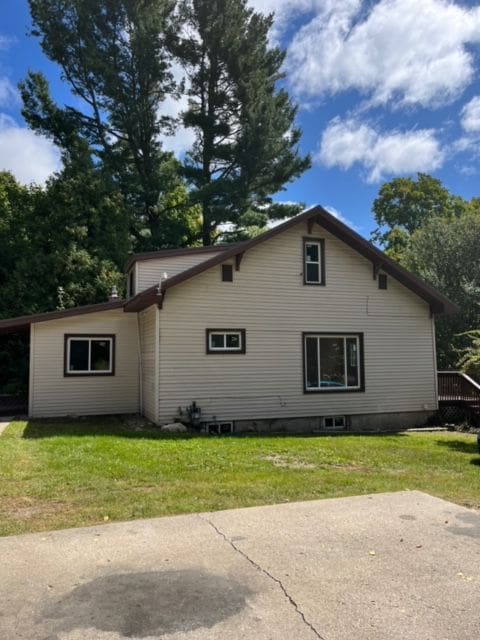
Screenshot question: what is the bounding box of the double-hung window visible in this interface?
[65,335,115,376]
[304,239,325,285]
[304,333,363,392]
[207,329,246,354]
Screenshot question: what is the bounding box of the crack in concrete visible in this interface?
[200,515,327,640]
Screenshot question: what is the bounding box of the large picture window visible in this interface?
[303,333,364,392]
[65,335,115,376]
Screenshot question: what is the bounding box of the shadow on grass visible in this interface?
[21,416,408,441]
[435,437,480,455]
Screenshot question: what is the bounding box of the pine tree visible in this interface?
[176,0,310,245]
[21,0,198,250]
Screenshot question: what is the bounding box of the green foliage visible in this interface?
[372,173,464,258]
[23,0,199,249]
[457,331,480,381]
[176,0,310,244]
[401,205,480,368]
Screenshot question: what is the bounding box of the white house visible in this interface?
[0,206,457,432]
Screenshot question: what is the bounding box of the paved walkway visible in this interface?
[1,491,479,640]
[0,419,11,435]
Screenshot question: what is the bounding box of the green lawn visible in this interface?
[1,417,479,537]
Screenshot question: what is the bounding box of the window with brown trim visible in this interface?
[64,335,115,376]
[303,238,325,285]
[378,274,388,290]
[222,264,233,282]
[206,329,246,354]
[303,332,364,393]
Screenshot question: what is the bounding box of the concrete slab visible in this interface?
[0,491,479,640]
[0,419,12,435]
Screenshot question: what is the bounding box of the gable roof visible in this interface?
[0,300,124,334]
[129,205,458,315]
[124,243,242,273]
[0,204,458,333]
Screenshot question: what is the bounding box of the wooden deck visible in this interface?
[438,371,480,426]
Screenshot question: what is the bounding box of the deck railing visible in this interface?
[438,371,480,404]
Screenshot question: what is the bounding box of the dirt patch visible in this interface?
[262,454,316,469]
[3,497,68,521]
[321,464,373,473]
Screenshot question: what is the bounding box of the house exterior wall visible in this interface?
[139,306,158,423]
[136,251,224,292]
[29,310,139,418]
[156,223,438,429]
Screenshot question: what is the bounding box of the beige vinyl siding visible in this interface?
[29,310,139,418]
[139,306,158,423]
[157,224,437,424]
[137,251,224,292]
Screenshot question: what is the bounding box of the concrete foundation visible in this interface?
[233,410,434,434]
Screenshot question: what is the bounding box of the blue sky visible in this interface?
[2,0,480,237]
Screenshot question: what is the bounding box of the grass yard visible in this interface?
[1,417,479,537]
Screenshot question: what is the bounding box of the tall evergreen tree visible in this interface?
[21,0,198,250]
[176,0,310,245]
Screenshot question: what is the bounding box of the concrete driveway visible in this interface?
[1,491,479,640]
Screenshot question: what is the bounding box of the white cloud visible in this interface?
[158,62,196,156]
[0,35,13,51]
[0,115,62,185]
[461,96,480,132]
[318,118,445,183]
[324,205,361,231]
[0,77,18,108]
[286,0,480,109]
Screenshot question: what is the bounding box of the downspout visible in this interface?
[431,314,438,409]
[136,313,143,417]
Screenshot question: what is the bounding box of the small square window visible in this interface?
[207,329,246,354]
[378,274,388,290]
[222,264,233,282]
[323,416,346,429]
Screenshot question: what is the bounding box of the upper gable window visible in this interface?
[304,238,325,285]
[222,264,233,282]
[128,270,135,297]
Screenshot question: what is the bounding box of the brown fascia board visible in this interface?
[0,300,125,334]
[153,205,458,316]
[124,243,240,273]
[123,285,163,312]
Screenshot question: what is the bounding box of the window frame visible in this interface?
[206,329,246,354]
[221,264,234,282]
[128,270,135,297]
[64,334,116,377]
[378,273,388,290]
[302,332,365,393]
[303,237,326,286]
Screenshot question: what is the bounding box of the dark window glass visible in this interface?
[378,274,387,290]
[305,337,318,388]
[129,271,135,296]
[222,265,233,282]
[211,334,225,349]
[91,340,111,371]
[306,263,320,282]
[306,243,319,263]
[226,334,240,349]
[69,340,89,371]
[346,338,359,387]
[320,338,345,387]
